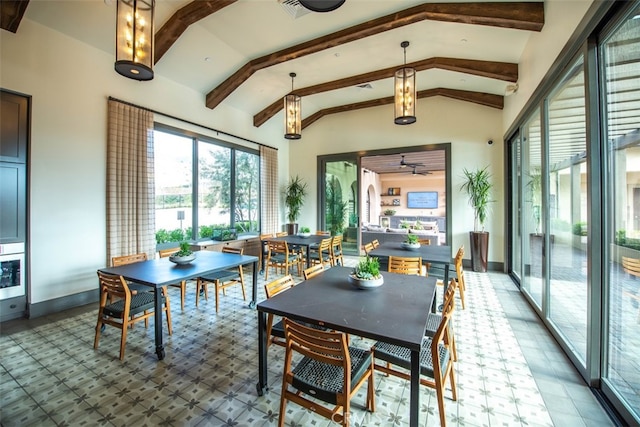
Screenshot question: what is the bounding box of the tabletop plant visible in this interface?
[299,226,311,233]
[352,255,381,280]
[405,233,419,245]
[175,241,193,257]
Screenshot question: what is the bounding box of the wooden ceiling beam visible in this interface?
[301,88,503,129]
[206,2,542,109]
[155,0,237,64]
[1,0,30,33]
[254,57,516,127]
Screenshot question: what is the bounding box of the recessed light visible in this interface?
[461,38,468,43]
[334,53,340,58]
[204,57,212,62]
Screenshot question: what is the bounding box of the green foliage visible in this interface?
[460,166,493,232]
[383,209,396,216]
[176,242,193,257]
[349,212,358,227]
[400,221,410,229]
[284,175,308,223]
[352,255,381,280]
[326,176,347,235]
[572,221,587,236]
[614,229,640,250]
[300,226,311,233]
[405,234,419,244]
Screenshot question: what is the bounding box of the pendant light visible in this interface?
[115,0,155,81]
[284,72,302,140]
[394,41,416,125]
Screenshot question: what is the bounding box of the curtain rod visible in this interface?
[108,96,277,150]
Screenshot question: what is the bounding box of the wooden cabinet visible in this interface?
[195,236,262,259]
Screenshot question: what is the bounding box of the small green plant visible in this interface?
[300,226,310,233]
[383,209,396,216]
[572,221,587,236]
[175,242,193,257]
[352,255,381,280]
[405,234,419,244]
[400,221,410,229]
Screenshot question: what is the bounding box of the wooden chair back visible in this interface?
[363,242,374,254]
[112,253,148,267]
[622,256,640,278]
[158,247,179,258]
[275,231,288,237]
[388,256,424,276]
[303,263,325,280]
[371,239,380,248]
[330,235,344,266]
[417,238,432,245]
[264,275,296,351]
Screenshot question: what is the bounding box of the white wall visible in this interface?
[289,97,504,263]
[0,19,287,304]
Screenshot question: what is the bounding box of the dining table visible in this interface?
[263,234,326,270]
[99,250,259,360]
[256,266,436,427]
[368,242,452,309]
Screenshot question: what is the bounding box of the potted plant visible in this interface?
[401,233,421,251]
[169,241,196,265]
[298,226,311,238]
[326,177,347,236]
[460,166,493,272]
[284,175,308,235]
[383,209,396,216]
[349,255,383,289]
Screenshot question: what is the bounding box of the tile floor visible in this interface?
[0,257,616,426]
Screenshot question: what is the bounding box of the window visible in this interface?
[154,126,260,245]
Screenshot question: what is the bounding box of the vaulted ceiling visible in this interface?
[2,0,545,131]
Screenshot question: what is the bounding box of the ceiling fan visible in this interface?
[409,166,432,176]
[399,155,425,169]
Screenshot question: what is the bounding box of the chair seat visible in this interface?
[425,313,441,337]
[127,282,152,294]
[102,292,163,318]
[291,346,372,405]
[373,337,450,379]
[199,269,239,282]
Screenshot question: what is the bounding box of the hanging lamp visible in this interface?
[394,41,416,125]
[115,0,155,81]
[284,72,302,140]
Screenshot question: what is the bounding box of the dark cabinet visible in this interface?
[1,91,29,163]
[0,163,26,243]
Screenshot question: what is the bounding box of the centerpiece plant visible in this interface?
[175,241,193,257]
[405,233,419,245]
[352,255,381,280]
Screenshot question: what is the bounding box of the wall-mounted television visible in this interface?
[407,191,438,209]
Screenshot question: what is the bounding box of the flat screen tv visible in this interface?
[407,191,438,209]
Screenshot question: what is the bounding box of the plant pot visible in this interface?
[286,223,298,235]
[348,274,384,290]
[469,231,489,272]
[400,242,421,251]
[169,253,196,265]
[297,232,311,238]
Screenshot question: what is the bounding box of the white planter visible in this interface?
[169,253,196,265]
[400,242,421,251]
[348,274,384,290]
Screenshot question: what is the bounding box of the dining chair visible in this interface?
[265,240,301,280]
[362,242,375,255]
[94,271,173,360]
[303,263,325,280]
[454,246,466,309]
[275,231,288,237]
[158,247,188,312]
[309,230,330,251]
[308,237,332,269]
[195,246,246,313]
[372,286,457,427]
[111,253,152,295]
[264,275,296,352]
[425,278,459,361]
[371,239,380,248]
[259,233,274,267]
[278,319,375,427]
[388,255,427,276]
[330,234,344,266]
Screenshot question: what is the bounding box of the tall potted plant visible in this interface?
[284,175,308,235]
[460,166,493,272]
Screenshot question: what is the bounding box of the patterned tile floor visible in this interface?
[0,257,615,426]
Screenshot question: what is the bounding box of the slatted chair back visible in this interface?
[196,246,246,312]
[303,263,325,280]
[265,240,300,280]
[330,235,344,266]
[264,275,296,351]
[316,230,330,236]
[454,246,466,309]
[363,242,375,254]
[310,237,332,269]
[388,256,425,276]
[112,253,147,267]
[371,239,380,248]
[279,319,375,426]
[417,238,432,245]
[275,231,288,237]
[622,257,640,278]
[158,247,178,258]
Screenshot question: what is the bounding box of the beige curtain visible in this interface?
[260,145,279,234]
[106,99,156,264]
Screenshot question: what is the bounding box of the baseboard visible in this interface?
[28,289,99,319]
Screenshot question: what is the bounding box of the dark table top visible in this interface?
[368,242,452,265]
[268,234,326,247]
[257,266,436,350]
[99,250,259,288]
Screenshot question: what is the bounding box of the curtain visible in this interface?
[260,145,279,234]
[106,99,156,264]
